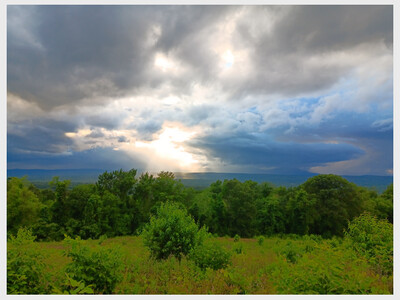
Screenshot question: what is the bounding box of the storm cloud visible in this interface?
[7,5,393,175]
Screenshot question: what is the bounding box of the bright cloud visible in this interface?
[7,5,393,175]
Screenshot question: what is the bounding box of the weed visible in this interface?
[189,240,231,270]
[63,236,123,294]
[7,228,51,294]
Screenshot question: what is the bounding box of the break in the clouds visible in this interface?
[7,5,393,175]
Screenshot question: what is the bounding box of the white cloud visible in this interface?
[7,5,393,175]
[371,118,393,132]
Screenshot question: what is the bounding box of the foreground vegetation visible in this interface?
[7,220,393,294]
[7,169,393,294]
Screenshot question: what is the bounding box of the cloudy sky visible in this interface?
[7,5,393,175]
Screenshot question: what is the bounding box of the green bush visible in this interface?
[7,228,50,294]
[142,201,205,261]
[63,236,123,294]
[257,236,265,246]
[53,274,94,294]
[189,240,231,270]
[233,242,243,254]
[267,243,389,294]
[233,234,240,242]
[345,213,393,275]
[280,241,303,264]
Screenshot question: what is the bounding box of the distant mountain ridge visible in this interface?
[7,169,393,193]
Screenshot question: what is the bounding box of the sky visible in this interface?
[6,5,393,175]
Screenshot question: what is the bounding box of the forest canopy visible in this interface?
[7,169,393,241]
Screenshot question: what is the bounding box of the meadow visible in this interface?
[8,232,392,295]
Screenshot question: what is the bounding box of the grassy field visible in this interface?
[9,234,393,295]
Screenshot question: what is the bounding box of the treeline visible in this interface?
[7,169,393,241]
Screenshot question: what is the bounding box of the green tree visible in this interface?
[134,172,156,222]
[152,171,187,204]
[378,184,393,223]
[80,194,102,239]
[284,188,317,235]
[142,201,206,261]
[208,194,228,236]
[96,169,137,204]
[96,169,139,236]
[258,182,274,198]
[221,179,258,237]
[49,176,71,226]
[206,180,226,235]
[256,194,285,236]
[302,174,363,237]
[67,184,96,221]
[7,177,42,234]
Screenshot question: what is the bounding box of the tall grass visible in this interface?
[8,235,392,294]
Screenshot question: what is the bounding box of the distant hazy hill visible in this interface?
[7,169,393,193]
[175,172,393,193]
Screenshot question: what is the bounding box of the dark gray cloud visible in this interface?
[8,128,70,156]
[117,136,128,143]
[8,146,146,170]
[84,113,125,130]
[230,5,393,98]
[256,6,393,54]
[264,110,393,175]
[132,119,163,141]
[188,131,365,174]
[7,5,233,109]
[7,5,393,175]
[8,6,158,108]
[7,118,77,154]
[8,5,392,107]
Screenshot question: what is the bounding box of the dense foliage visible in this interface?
[7,169,393,241]
[189,240,232,270]
[7,169,393,294]
[7,228,51,294]
[345,213,393,275]
[7,234,393,295]
[63,236,124,294]
[142,201,206,261]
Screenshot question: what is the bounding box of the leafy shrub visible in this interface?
[223,267,250,294]
[308,234,323,243]
[267,243,389,294]
[142,201,205,261]
[53,274,94,294]
[7,228,50,294]
[233,242,243,254]
[345,213,393,275]
[233,234,240,242]
[280,241,303,264]
[189,240,231,270]
[257,236,265,246]
[98,234,108,245]
[328,236,343,248]
[63,236,123,294]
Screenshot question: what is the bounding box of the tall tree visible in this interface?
[96,169,137,205]
[221,179,258,237]
[7,177,42,234]
[302,174,363,237]
[49,176,71,226]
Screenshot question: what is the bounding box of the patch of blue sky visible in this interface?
[278,96,321,115]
